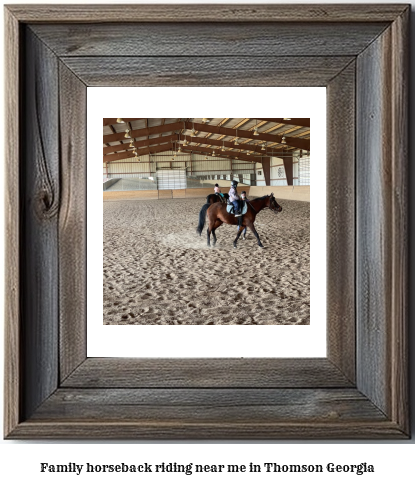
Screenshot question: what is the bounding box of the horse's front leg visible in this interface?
[248,223,264,247]
[233,226,244,248]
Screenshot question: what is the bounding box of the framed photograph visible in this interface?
[92,89,324,359]
[4,4,409,439]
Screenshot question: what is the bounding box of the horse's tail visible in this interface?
[197,203,211,236]
[206,194,213,204]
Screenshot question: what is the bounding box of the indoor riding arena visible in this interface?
[103,118,310,325]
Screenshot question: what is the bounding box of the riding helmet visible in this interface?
[231,180,238,187]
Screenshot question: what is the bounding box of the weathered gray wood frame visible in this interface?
[4,4,409,439]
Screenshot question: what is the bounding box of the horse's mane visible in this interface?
[251,195,270,201]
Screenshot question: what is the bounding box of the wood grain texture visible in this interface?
[30,23,388,57]
[6,4,409,23]
[58,62,87,381]
[357,30,391,417]
[4,6,21,438]
[20,28,60,420]
[356,11,408,433]
[61,56,355,87]
[389,8,409,432]
[62,358,352,389]
[7,421,407,440]
[326,62,356,383]
[32,388,386,422]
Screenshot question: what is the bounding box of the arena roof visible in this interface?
[103,118,310,164]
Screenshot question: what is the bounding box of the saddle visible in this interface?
[226,200,248,215]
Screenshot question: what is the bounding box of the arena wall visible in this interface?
[103,185,309,202]
[103,178,120,190]
[248,185,310,202]
[103,187,251,201]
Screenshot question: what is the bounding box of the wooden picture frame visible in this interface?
[4,4,409,439]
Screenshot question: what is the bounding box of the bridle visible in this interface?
[269,196,282,213]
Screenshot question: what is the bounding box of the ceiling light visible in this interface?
[191,129,196,137]
[212,150,216,156]
[178,147,182,153]
[253,119,259,136]
[261,143,266,151]
[221,143,225,152]
[125,129,131,138]
[281,136,286,144]
[283,118,291,121]
[117,118,124,123]
[202,118,209,123]
[129,142,134,147]
[234,138,239,146]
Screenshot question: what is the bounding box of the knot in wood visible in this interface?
[36,188,59,219]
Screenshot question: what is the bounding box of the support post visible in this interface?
[262,157,271,186]
[282,152,294,186]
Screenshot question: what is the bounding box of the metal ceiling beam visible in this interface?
[183,122,310,151]
[258,118,310,127]
[180,146,264,164]
[103,136,296,161]
[103,121,310,151]
[103,134,178,155]
[178,134,294,156]
[103,122,184,144]
[103,118,145,126]
[103,142,174,163]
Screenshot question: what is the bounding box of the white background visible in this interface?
[89,86,326,357]
[1,0,415,486]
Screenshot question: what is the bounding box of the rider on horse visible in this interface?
[228,180,242,217]
[214,183,225,202]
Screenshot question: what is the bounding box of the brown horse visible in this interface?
[206,192,229,204]
[197,194,282,248]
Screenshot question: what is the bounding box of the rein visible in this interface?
[247,196,269,214]
[247,200,257,213]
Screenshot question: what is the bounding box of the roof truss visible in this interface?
[103,118,309,162]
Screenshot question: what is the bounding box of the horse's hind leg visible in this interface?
[248,223,264,247]
[211,220,222,247]
[206,226,212,247]
[206,215,217,247]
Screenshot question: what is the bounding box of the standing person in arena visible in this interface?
[228,180,242,217]
[238,191,249,239]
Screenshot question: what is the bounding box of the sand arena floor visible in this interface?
[103,197,310,325]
